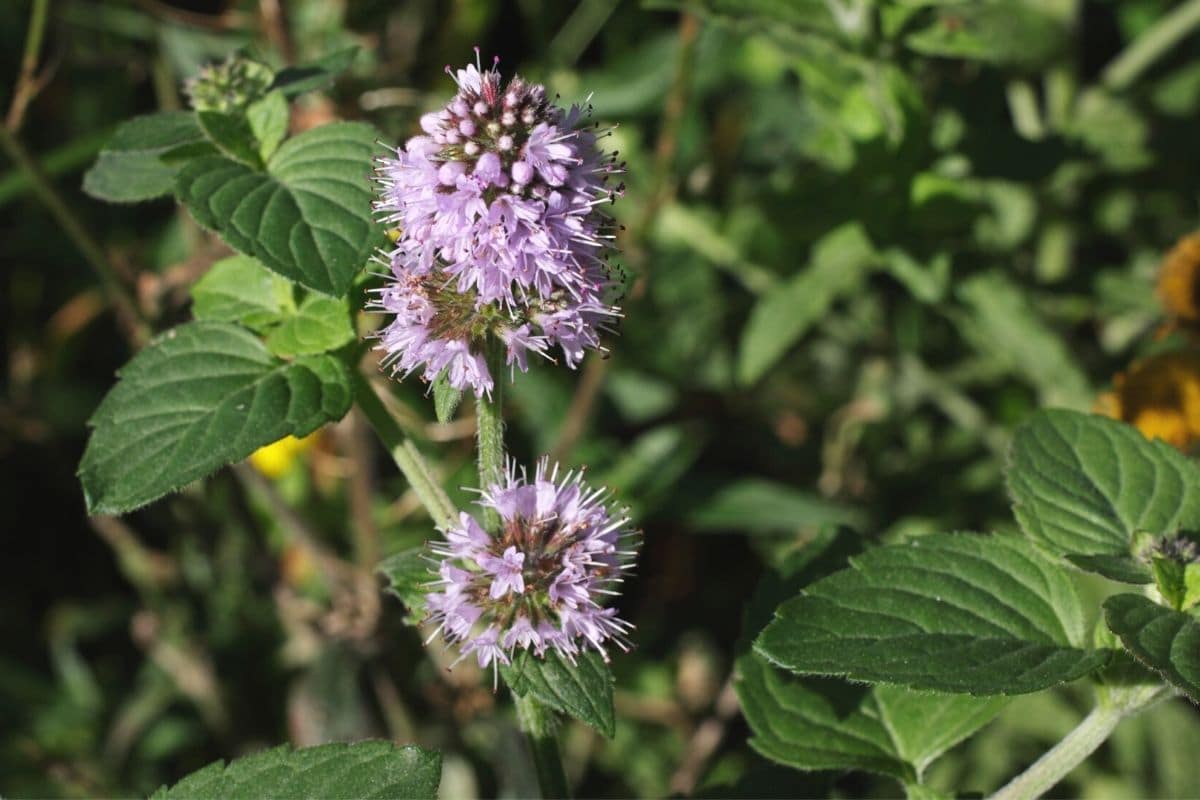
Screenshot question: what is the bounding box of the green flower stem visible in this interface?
[989,685,1164,800]
[352,373,457,529]
[1103,0,1200,91]
[476,341,507,530]
[475,341,570,798]
[515,692,571,799]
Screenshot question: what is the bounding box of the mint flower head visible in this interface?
[424,458,638,681]
[372,51,625,396]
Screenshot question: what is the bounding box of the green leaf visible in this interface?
[872,684,1008,777]
[738,652,911,781]
[736,651,1007,783]
[881,249,950,304]
[247,90,289,161]
[1104,594,1200,703]
[756,532,1111,694]
[502,650,616,737]
[1008,410,1200,559]
[176,122,385,296]
[197,110,263,168]
[149,741,441,799]
[272,47,360,97]
[688,478,865,534]
[377,547,431,625]
[1147,555,1200,613]
[904,2,1066,67]
[738,222,876,384]
[1065,554,1152,585]
[956,273,1090,408]
[83,112,214,203]
[433,372,463,424]
[265,294,355,357]
[191,254,293,330]
[79,322,352,514]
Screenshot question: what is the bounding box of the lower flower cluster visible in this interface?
[423,458,638,677]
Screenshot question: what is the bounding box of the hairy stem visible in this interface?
[990,685,1164,800]
[353,373,457,529]
[476,342,570,798]
[476,341,507,529]
[1103,0,1200,91]
[515,692,571,799]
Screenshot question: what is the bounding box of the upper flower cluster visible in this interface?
[373,53,624,396]
[424,458,638,678]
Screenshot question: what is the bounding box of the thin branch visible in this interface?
[6,0,51,132]
[670,677,740,796]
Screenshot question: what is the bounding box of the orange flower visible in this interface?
[1156,232,1200,324]
[1097,352,1200,451]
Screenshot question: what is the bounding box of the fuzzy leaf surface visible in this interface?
[272,48,360,97]
[737,652,1006,782]
[756,533,1110,694]
[176,122,384,296]
[149,741,441,799]
[79,322,352,514]
[378,547,431,624]
[83,111,213,203]
[265,294,355,357]
[433,372,463,424]
[502,650,616,737]
[1008,409,1200,559]
[190,254,293,330]
[1104,593,1200,703]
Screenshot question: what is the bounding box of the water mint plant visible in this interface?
[14,1,1200,797]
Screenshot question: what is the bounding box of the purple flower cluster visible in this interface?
[373,53,624,396]
[424,458,638,677]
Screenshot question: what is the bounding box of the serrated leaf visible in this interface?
[265,294,355,357]
[1104,594,1200,703]
[737,652,910,780]
[433,372,463,424]
[756,533,1111,694]
[150,741,440,799]
[502,650,616,737]
[191,254,293,330]
[79,322,352,514]
[872,684,1008,775]
[689,478,865,534]
[736,652,1006,783]
[197,109,263,168]
[272,47,360,97]
[738,222,876,385]
[378,547,431,624]
[83,112,214,203]
[176,122,385,296]
[1008,410,1200,560]
[247,90,289,162]
[1065,554,1152,585]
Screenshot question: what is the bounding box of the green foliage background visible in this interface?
[3,0,1200,796]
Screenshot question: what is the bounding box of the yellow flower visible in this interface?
[248,434,315,478]
[1156,231,1200,324]
[1097,352,1200,451]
